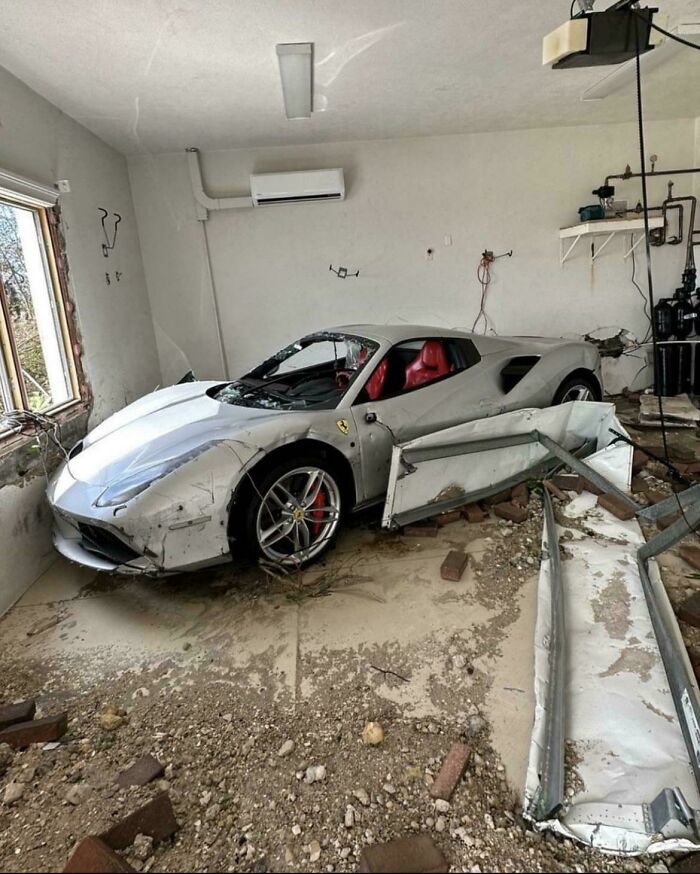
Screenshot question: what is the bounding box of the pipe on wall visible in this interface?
[186,147,251,220]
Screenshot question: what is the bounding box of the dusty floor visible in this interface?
[0,401,698,872]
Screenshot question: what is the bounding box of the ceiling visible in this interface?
[0,0,698,155]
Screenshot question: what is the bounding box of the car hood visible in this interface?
[68,381,290,486]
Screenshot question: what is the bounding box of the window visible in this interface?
[356,337,481,402]
[0,197,79,424]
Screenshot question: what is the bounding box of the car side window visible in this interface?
[356,337,481,403]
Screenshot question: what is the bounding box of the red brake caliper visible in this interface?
[310,481,326,537]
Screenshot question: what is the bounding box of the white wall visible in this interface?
[0,66,162,613]
[129,118,697,390]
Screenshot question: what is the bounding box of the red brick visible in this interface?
[576,477,604,496]
[510,483,529,507]
[462,503,485,523]
[631,475,647,493]
[677,593,700,629]
[116,754,164,788]
[671,854,700,874]
[680,546,700,572]
[658,512,682,531]
[403,521,439,538]
[359,835,448,873]
[0,700,35,732]
[597,493,636,521]
[101,793,178,850]
[543,479,567,501]
[434,510,462,527]
[493,502,528,523]
[485,488,513,505]
[63,837,135,873]
[551,473,579,491]
[0,712,67,749]
[632,448,649,474]
[440,550,469,582]
[644,488,667,505]
[677,461,700,477]
[429,742,471,801]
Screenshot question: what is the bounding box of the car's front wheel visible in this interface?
[552,373,601,404]
[241,457,343,567]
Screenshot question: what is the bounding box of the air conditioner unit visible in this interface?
[250,168,345,207]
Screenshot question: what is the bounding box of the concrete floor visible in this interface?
[0,516,537,799]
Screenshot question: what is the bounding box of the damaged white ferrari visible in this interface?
[47,324,601,573]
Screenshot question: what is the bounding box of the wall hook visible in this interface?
[329,264,360,279]
[99,209,122,257]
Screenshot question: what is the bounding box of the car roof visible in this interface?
[323,324,470,344]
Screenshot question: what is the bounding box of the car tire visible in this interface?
[237,455,344,568]
[552,373,601,405]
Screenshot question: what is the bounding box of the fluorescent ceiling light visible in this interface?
[582,22,700,100]
[276,43,313,119]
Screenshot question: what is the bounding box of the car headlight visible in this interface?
[94,444,218,508]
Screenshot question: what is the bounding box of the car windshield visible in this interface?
[212,333,379,410]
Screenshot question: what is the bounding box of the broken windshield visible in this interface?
[212,333,379,411]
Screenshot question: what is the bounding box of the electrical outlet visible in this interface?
[444,235,453,247]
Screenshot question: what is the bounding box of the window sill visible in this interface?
[0,400,88,463]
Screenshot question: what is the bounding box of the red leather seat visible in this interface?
[365,358,389,400]
[404,340,451,390]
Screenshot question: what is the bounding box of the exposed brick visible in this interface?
[632,448,649,474]
[493,502,528,523]
[101,793,178,850]
[677,461,700,477]
[677,593,700,629]
[670,853,700,874]
[551,473,579,492]
[630,475,647,493]
[510,483,529,507]
[485,488,513,505]
[0,712,67,749]
[429,742,471,801]
[643,488,667,505]
[63,837,135,873]
[440,550,469,582]
[359,835,448,873]
[116,754,164,788]
[597,493,636,521]
[576,477,604,496]
[670,446,697,464]
[543,479,567,501]
[680,546,700,572]
[403,521,439,538]
[657,512,682,531]
[462,503,485,523]
[0,701,35,732]
[434,510,462,527]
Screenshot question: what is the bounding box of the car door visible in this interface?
[350,337,489,502]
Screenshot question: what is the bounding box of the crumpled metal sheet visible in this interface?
[526,485,700,854]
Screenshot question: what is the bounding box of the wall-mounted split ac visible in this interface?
[250,169,345,207]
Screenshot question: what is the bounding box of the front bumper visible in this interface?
[52,508,160,574]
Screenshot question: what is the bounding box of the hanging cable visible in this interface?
[629,233,652,343]
[472,252,494,334]
[633,18,696,537]
[632,10,700,53]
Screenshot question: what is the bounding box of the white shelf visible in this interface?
[558,215,664,265]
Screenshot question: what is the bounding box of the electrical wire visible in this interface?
[632,9,700,53]
[472,254,493,334]
[629,233,652,343]
[0,409,69,478]
[633,19,697,538]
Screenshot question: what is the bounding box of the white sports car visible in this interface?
[47,324,601,573]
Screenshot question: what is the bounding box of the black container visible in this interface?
[654,299,675,340]
[694,344,700,394]
[673,296,695,339]
[677,342,693,393]
[694,296,700,336]
[655,344,679,396]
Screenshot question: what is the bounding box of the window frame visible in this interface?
[0,189,86,441]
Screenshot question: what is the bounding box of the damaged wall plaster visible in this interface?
[0,65,162,613]
[129,118,698,390]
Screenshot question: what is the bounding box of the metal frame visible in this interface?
[388,428,700,830]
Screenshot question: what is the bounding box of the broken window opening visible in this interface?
[0,196,80,435]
